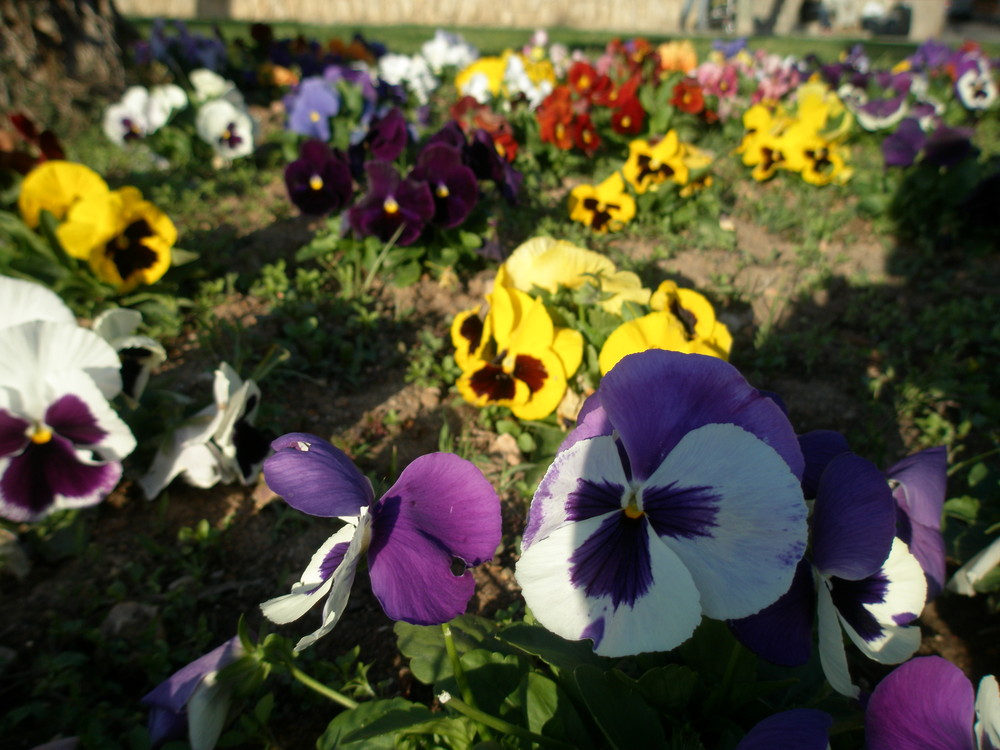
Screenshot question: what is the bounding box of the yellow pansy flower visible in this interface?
[622,131,690,194]
[568,173,636,233]
[18,160,110,228]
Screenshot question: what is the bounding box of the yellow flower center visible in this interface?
[436,184,450,198]
[309,111,321,123]
[579,74,591,90]
[383,196,400,215]
[622,485,644,519]
[649,158,661,170]
[621,115,632,129]
[309,175,324,191]
[222,129,232,141]
[495,141,506,158]
[30,425,53,444]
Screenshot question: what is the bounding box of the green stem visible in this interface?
[362,223,405,293]
[290,666,358,710]
[439,692,575,750]
[717,638,742,708]
[441,623,475,708]
[947,445,1000,476]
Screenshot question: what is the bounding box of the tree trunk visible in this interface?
[0,0,134,124]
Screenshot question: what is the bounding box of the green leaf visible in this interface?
[253,693,274,725]
[573,664,667,749]
[498,622,603,673]
[317,698,433,749]
[513,672,598,750]
[395,616,497,685]
[635,665,698,714]
[170,247,199,266]
[944,496,980,525]
[452,649,529,717]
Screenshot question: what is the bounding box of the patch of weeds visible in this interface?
[405,328,460,390]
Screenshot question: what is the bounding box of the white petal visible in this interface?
[92,308,142,343]
[645,423,807,620]
[975,675,1000,750]
[948,536,1000,596]
[516,515,702,657]
[186,671,232,750]
[816,577,859,698]
[0,277,75,328]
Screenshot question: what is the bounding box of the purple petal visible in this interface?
[866,656,975,750]
[907,520,947,600]
[46,394,108,446]
[729,559,816,666]
[812,453,895,579]
[882,118,925,168]
[141,637,242,714]
[263,433,373,517]
[367,453,500,624]
[736,708,832,750]
[0,409,30,457]
[569,513,653,608]
[368,107,408,161]
[887,446,947,529]
[597,351,803,483]
[798,430,851,499]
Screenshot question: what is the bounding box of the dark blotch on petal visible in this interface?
[570,513,652,608]
[512,354,546,393]
[468,362,517,401]
[829,571,889,642]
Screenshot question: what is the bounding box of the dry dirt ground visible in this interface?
[2,171,998,748]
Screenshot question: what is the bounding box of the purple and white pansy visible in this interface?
[731,432,928,698]
[865,656,1000,750]
[514,350,809,657]
[260,434,501,651]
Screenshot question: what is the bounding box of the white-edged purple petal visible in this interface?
[832,538,926,665]
[367,453,501,625]
[552,394,613,460]
[728,559,816,666]
[798,429,851,499]
[261,513,367,651]
[949,536,1000,596]
[141,636,243,715]
[866,656,975,750]
[812,453,895,580]
[816,576,858,698]
[0,276,75,328]
[976,675,1000,750]
[0,407,30,457]
[523,434,628,547]
[643,422,807,620]
[597,351,804,483]
[263,433,374,518]
[735,708,832,750]
[516,515,702,656]
[45,370,136,461]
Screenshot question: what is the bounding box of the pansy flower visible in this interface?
[567,61,599,98]
[17,160,109,229]
[671,78,706,115]
[57,186,175,293]
[622,131,690,193]
[0,368,135,522]
[568,172,636,233]
[468,128,523,203]
[657,40,698,74]
[598,280,733,375]
[260,435,501,650]
[102,85,187,146]
[92,308,166,408]
[141,636,244,750]
[501,236,650,315]
[284,139,354,216]
[347,161,434,246]
[866,656,1000,750]
[955,57,997,110]
[515,350,808,656]
[285,76,340,141]
[610,94,646,136]
[139,363,270,499]
[882,117,927,168]
[408,142,478,229]
[456,274,583,421]
[730,433,927,697]
[736,709,832,750]
[195,98,256,161]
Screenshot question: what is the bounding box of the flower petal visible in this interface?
[516,515,702,656]
[367,453,501,625]
[735,709,832,750]
[948,536,1000,596]
[887,445,947,530]
[866,656,975,750]
[263,433,373,517]
[0,276,75,328]
[597,350,803,482]
[816,577,859,698]
[798,429,851,499]
[976,675,1000,750]
[141,636,243,714]
[644,422,807,620]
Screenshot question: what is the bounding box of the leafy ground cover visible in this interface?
[1,18,1000,750]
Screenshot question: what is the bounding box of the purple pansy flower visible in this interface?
[408,142,478,228]
[730,434,927,697]
[923,124,977,168]
[141,636,243,750]
[363,106,409,162]
[0,369,135,522]
[882,118,927,168]
[856,94,909,131]
[285,76,341,141]
[515,350,808,657]
[284,139,354,216]
[886,445,947,599]
[955,57,997,111]
[735,708,832,750]
[347,160,434,246]
[866,656,1000,750]
[260,434,501,650]
[467,128,522,204]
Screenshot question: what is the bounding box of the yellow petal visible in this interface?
[598,311,690,375]
[504,237,617,294]
[18,160,109,228]
[552,327,583,378]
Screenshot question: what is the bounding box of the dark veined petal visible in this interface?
[263,433,374,517]
[0,409,30,457]
[367,453,500,625]
[866,656,975,750]
[798,429,851,499]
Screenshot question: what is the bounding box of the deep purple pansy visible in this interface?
[285,76,340,141]
[408,142,478,228]
[866,656,1000,750]
[730,434,927,697]
[467,128,523,204]
[735,708,833,750]
[141,636,243,750]
[923,124,977,168]
[284,139,354,216]
[515,350,808,657]
[260,434,501,650]
[882,118,926,168]
[364,106,409,162]
[347,160,434,246]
